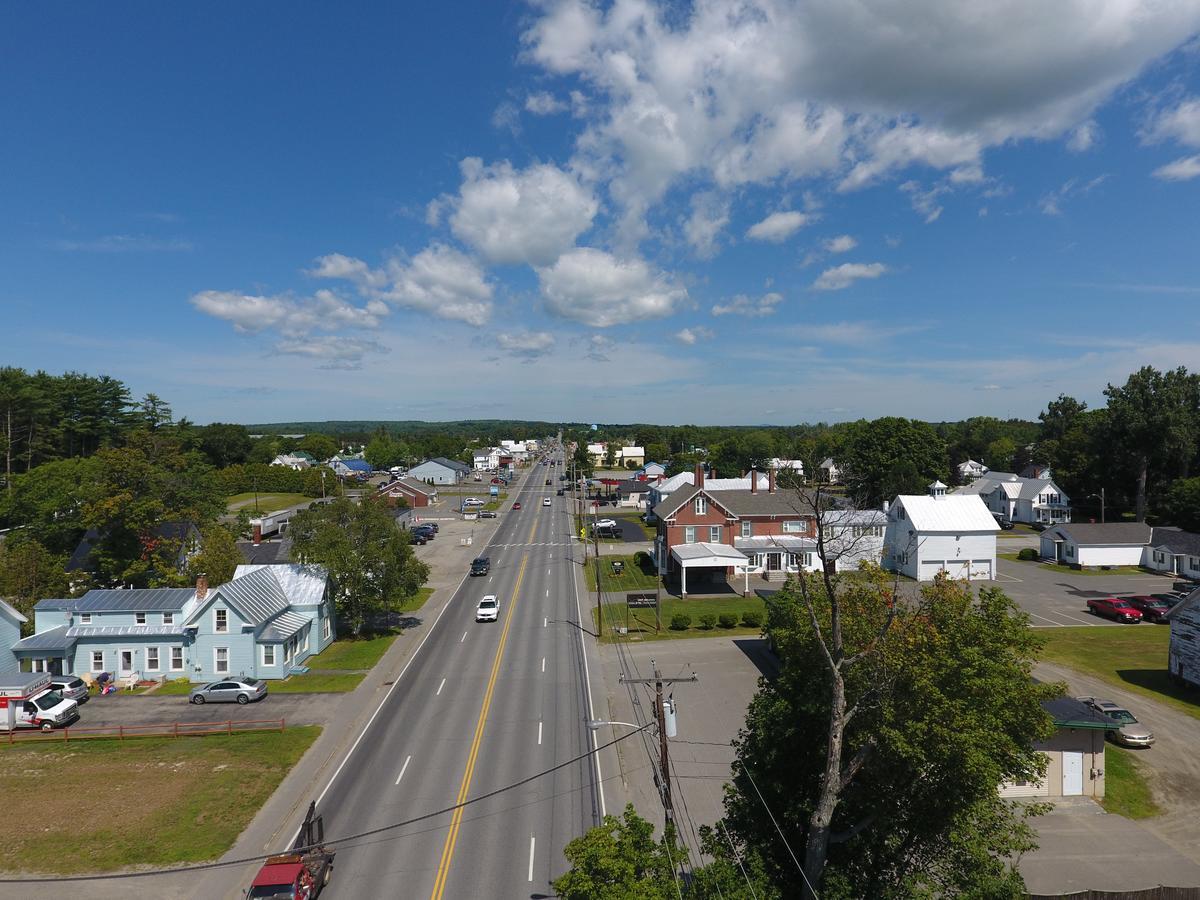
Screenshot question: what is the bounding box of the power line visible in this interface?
[738,759,818,900]
[0,724,652,885]
[717,817,759,900]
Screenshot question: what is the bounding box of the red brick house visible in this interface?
[653,466,819,595]
[376,477,438,508]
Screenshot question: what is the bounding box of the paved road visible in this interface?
[312,454,607,899]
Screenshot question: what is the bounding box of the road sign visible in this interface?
[626,592,656,608]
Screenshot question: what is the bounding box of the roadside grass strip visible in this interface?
[1100,744,1161,819]
[594,595,766,643]
[0,726,321,874]
[583,552,661,592]
[307,632,401,670]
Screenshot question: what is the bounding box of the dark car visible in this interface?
[546,479,551,485]
[1152,592,1187,608]
[470,556,491,576]
[423,522,439,533]
[413,527,435,541]
[1124,595,1172,622]
[556,489,564,496]
[513,501,522,510]
[409,531,427,545]
[479,509,497,518]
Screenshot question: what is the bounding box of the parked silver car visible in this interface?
[48,676,89,704]
[1077,697,1155,748]
[189,678,268,705]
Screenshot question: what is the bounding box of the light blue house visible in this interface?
[0,600,27,678]
[10,564,335,682]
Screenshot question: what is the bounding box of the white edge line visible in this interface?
[460,632,467,643]
[571,527,607,819]
[528,834,536,882]
[395,754,412,785]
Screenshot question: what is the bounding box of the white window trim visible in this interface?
[302,629,309,653]
[684,526,696,544]
[135,612,147,626]
[782,520,806,534]
[214,608,228,634]
[80,613,92,625]
[741,521,752,538]
[170,647,184,672]
[214,647,229,674]
[162,612,174,625]
[322,615,331,640]
[261,644,276,667]
[695,497,707,515]
[145,646,160,672]
[91,650,104,673]
[709,526,721,543]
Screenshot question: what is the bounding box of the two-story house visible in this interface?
[10,564,335,682]
[954,470,1071,526]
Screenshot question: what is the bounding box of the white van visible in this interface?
[0,674,80,732]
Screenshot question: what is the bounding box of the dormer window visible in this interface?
[214,608,228,633]
[695,496,707,515]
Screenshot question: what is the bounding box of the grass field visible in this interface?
[226,492,311,514]
[1039,626,1200,721]
[270,672,364,692]
[1101,744,1161,819]
[0,726,321,874]
[584,552,660,591]
[593,594,766,643]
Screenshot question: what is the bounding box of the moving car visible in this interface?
[543,497,551,506]
[1077,697,1155,748]
[470,557,491,576]
[512,501,522,510]
[1086,596,1143,623]
[189,678,268,705]
[556,489,564,496]
[1123,595,1172,623]
[476,595,499,622]
[545,479,552,485]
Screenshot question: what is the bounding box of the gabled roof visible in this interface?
[894,494,999,532]
[183,564,326,629]
[0,598,28,624]
[335,458,373,473]
[234,564,327,607]
[657,483,818,521]
[1042,696,1115,731]
[1149,527,1200,556]
[259,610,310,642]
[40,587,197,614]
[415,457,471,474]
[237,538,293,565]
[1047,522,1152,546]
[379,477,438,496]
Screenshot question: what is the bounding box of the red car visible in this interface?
[512,501,522,510]
[1123,595,1171,623]
[1086,596,1143,623]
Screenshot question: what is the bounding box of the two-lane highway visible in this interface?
[316,455,602,898]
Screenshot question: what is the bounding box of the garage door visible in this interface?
[919,561,945,581]
[942,560,970,580]
[1000,777,1050,798]
[970,559,993,580]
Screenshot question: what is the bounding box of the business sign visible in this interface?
[626,592,656,608]
[490,485,499,496]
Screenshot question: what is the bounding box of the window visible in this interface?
[741,521,752,538]
[1191,557,1200,571]
[262,644,276,667]
[786,553,799,569]
[162,612,174,626]
[91,651,104,672]
[145,647,160,671]
[709,526,722,543]
[214,647,229,674]
[750,553,763,568]
[322,614,331,640]
[214,609,228,633]
[1066,545,1075,558]
[782,520,807,534]
[135,612,146,626]
[170,647,184,671]
[684,526,696,544]
[694,496,707,516]
[80,613,92,625]
[897,508,906,520]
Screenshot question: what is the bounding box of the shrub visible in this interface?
[698,614,717,630]
[718,612,738,629]
[670,613,692,631]
[741,610,763,628]
[1018,548,1038,561]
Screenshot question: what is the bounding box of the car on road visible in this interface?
[190,678,268,705]
[476,595,499,622]
[479,509,497,518]
[545,478,551,485]
[543,497,551,506]
[1123,595,1172,622]
[1077,697,1155,748]
[512,501,522,510]
[470,556,491,576]
[1086,596,1143,623]
[556,489,564,496]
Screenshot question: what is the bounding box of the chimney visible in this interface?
[768,467,776,494]
[695,463,705,489]
[195,573,208,601]
[750,467,758,493]
[253,523,262,545]
[710,468,716,481]
[882,499,890,513]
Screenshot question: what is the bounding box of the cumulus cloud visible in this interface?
[525,91,568,115]
[538,248,687,327]
[1153,154,1200,181]
[1142,96,1200,147]
[683,192,730,258]
[496,330,556,357]
[675,326,714,345]
[746,211,811,242]
[812,262,889,292]
[447,158,598,266]
[825,235,857,254]
[191,289,389,336]
[711,292,783,317]
[274,336,388,369]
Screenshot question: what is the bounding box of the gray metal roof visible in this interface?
[35,598,78,612]
[259,611,310,642]
[13,626,74,652]
[71,588,196,613]
[1149,527,1200,556]
[1049,522,1152,546]
[65,625,185,638]
[207,567,290,626]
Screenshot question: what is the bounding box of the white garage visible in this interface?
[883,482,999,582]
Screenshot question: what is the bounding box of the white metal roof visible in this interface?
[258,611,310,642]
[895,494,999,532]
[670,542,749,566]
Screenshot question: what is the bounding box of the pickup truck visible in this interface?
[246,803,334,899]
[1086,596,1143,623]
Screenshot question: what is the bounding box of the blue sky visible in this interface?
[3,2,1200,426]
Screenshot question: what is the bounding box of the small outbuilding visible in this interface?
[1000,696,1115,799]
[1039,522,1152,568]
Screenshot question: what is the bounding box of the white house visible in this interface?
[409,457,471,485]
[271,452,314,470]
[820,509,887,572]
[1167,587,1200,689]
[956,459,989,482]
[768,458,806,479]
[883,481,999,581]
[473,448,501,470]
[1144,527,1200,580]
[1039,522,1151,568]
[955,471,1071,526]
[819,458,841,484]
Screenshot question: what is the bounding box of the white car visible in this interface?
[476,595,499,622]
[543,497,551,506]
[592,518,617,530]
[463,497,484,507]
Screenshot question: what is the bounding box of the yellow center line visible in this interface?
[429,551,530,900]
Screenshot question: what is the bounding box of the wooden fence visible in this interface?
[4,718,286,744]
[1031,889,1200,900]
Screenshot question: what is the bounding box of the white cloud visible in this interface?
[586,334,615,361]
[1039,174,1109,215]
[447,158,598,266]
[274,336,388,369]
[491,101,520,133]
[683,192,730,258]
[191,289,389,337]
[711,292,783,317]
[496,330,556,357]
[1153,154,1200,181]
[1142,96,1200,147]
[675,326,714,345]
[899,180,949,223]
[746,211,811,242]
[1067,119,1100,152]
[538,248,687,327]
[525,91,568,115]
[824,235,857,254]
[54,234,192,252]
[812,262,889,292]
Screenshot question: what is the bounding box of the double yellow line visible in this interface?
[429,517,538,898]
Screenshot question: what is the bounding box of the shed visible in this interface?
[1000,696,1115,799]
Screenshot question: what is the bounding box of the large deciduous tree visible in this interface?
[553,804,687,900]
[839,417,947,506]
[298,433,339,462]
[199,423,252,468]
[0,538,70,629]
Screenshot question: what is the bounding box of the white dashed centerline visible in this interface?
[541,657,545,673]
[460,632,467,643]
[436,677,446,696]
[395,755,411,785]
[537,721,543,745]
[528,835,536,882]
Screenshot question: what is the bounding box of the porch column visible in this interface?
[744,567,749,596]
[681,564,687,598]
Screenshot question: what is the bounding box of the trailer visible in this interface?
[246,802,334,900]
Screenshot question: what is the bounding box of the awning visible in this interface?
[670,542,749,568]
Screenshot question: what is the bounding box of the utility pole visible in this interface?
[620,662,697,824]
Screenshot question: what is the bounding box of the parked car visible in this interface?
[591,518,618,531]
[1086,596,1143,623]
[462,497,484,507]
[556,489,564,496]
[1152,591,1188,608]
[543,497,551,506]
[409,531,427,545]
[470,557,491,576]
[413,526,435,541]
[479,509,497,518]
[1077,697,1155,748]
[476,595,499,622]
[423,522,439,533]
[1123,595,1172,623]
[512,501,522,510]
[48,676,89,704]
[189,678,268,705]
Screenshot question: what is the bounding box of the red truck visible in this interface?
[1086,596,1143,623]
[246,803,334,900]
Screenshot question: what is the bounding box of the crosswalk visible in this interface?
[491,541,574,548]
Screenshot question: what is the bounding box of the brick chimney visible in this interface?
[710,468,716,480]
[253,523,262,545]
[749,467,758,493]
[694,463,705,489]
[768,467,776,493]
[195,573,208,601]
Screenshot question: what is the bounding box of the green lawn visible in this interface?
[153,677,196,695]
[226,492,311,514]
[584,552,661,592]
[0,726,321,874]
[396,585,434,613]
[271,672,364,692]
[1039,627,1200,721]
[305,632,399,669]
[1101,744,1161,819]
[593,595,766,643]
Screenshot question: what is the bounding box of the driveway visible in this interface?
[72,692,330,728]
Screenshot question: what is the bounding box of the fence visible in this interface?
[4,718,286,744]
[1030,889,1200,900]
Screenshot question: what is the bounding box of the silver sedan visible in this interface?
[189,678,269,705]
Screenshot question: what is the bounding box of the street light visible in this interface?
[586,719,644,731]
[1087,488,1106,524]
